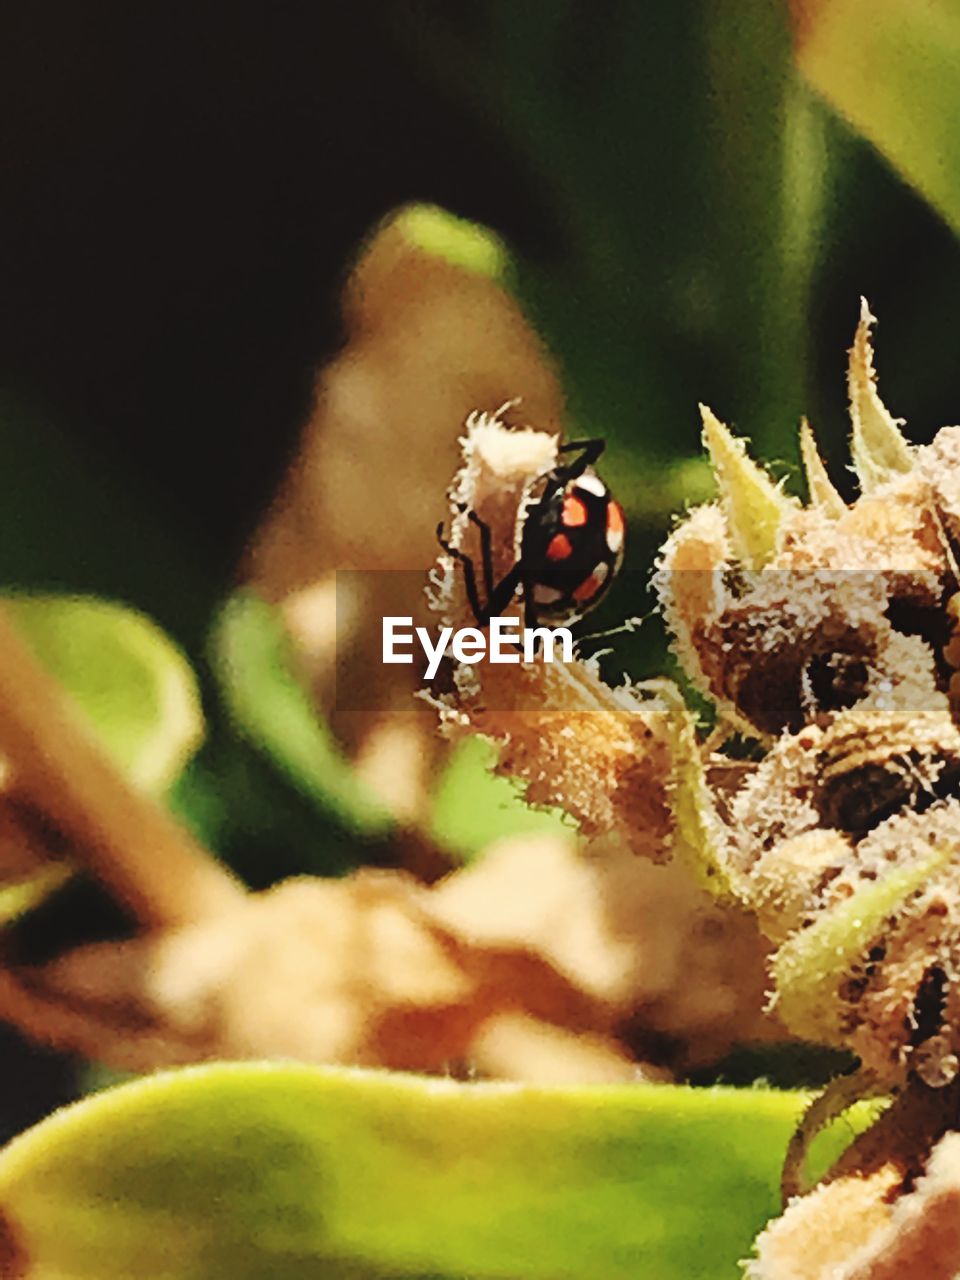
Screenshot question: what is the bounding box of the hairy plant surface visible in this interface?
[432,303,960,1274]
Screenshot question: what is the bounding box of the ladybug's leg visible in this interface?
[522,578,539,631]
[554,438,605,482]
[436,524,485,624]
[464,509,524,623]
[533,438,606,496]
[438,522,523,626]
[467,510,496,604]
[483,562,524,623]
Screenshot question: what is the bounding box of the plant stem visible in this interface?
[0,607,245,929]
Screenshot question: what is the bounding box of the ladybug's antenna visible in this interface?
[574,613,648,660]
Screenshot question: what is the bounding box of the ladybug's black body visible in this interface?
[520,462,624,623]
[439,438,625,629]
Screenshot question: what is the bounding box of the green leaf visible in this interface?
[4,594,203,794]
[404,4,833,474]
[430,738,570,859]
[394,204,510,281]
[209,596,580,867]
[699,406,798,569]
[0,1062,864,1280]
[0,863,73,927]
[773,841,956,1045]
[210,592,392,836]
[797,0,960,238]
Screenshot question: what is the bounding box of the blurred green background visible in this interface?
[4,3,960,625]
[1,0,959,1125]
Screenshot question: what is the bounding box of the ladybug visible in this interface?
[438,438,625,628]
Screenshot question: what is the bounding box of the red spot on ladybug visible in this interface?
[606,501,625,552]
[561,494,589,527]
[573,562,609,602]
[547,532,574,561]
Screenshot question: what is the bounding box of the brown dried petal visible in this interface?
[747,1164,904,1280]
[10,830,779,1082]
[752,1130,960,1280]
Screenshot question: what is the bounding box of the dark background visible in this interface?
[0,4,560,585]
[2,3,959,607]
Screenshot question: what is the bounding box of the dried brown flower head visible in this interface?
[656,305,960,1098]
[654,304,960,1269]
[431,301,960,1266]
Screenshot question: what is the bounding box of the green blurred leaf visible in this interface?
[430,738,571,858]
[395,204,510,281]
[404,4,835,480]
[209,595,590,868]
[210,592,392,836]
[5,594,203,794]
[0,1063,866,1280]
[797,0,960,238]
[170,727,378,883]
[0,863,73,927]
